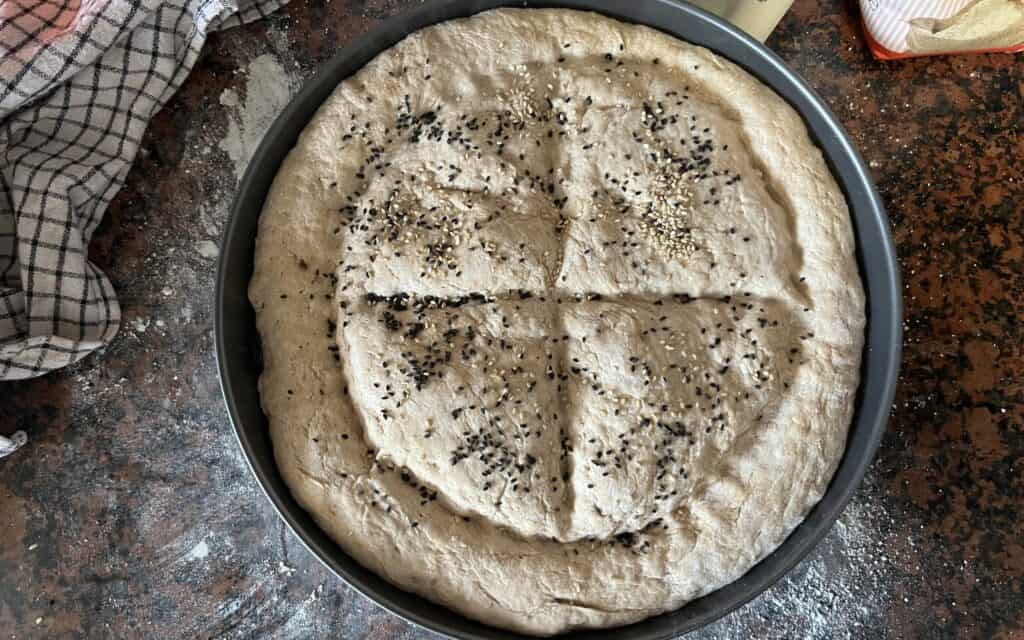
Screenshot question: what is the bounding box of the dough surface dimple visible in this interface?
[250,8,864,636]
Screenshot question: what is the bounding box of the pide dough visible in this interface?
[249,8,865,635]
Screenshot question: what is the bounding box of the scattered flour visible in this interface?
[185,539,210,562]
[195,240,219,259]
[198,202,223,237]
[219,54,299,181]
[278,561,297,576]
[273,584,324,640]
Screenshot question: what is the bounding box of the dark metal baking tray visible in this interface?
[215,1,902,637]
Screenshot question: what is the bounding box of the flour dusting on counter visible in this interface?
[219,54,300,181]
[185,539,210,562]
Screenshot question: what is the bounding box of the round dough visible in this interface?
[250,8,864,635]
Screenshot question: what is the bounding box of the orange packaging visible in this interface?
[860,0,1024,59]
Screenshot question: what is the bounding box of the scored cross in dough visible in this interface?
[340,290,806,544]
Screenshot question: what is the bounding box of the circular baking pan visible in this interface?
[215,1,902,637]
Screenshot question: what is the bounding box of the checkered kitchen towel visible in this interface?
[0,0,284,455]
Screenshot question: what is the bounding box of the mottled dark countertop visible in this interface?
[2,0,1022,637]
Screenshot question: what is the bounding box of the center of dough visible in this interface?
[330,56,809,542]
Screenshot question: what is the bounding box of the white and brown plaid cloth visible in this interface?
[0,0,284,455]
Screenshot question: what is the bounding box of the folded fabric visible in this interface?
[861,0,1024,58]
[0,431,26,457]
[0,0,284,390]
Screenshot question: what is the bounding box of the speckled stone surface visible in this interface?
[2,0,1022,638]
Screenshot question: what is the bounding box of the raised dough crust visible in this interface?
[249,8,864,635]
